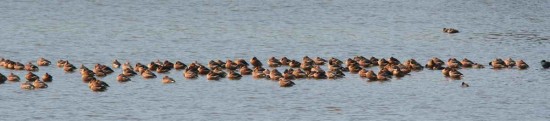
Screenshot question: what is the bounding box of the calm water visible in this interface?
[1,0,550,120]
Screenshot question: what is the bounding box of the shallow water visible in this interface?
[1,0,550,120]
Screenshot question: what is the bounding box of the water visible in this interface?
[1,0,549,120]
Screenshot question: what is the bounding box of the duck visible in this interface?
[250,57,262,67]
[206,71,221,80]
[388,57,401,65]
[225,59,238,70]
[378,58,389,66]
[442,67,452,77]
[378,68,392,77]
[330,57,344,66]
[147,62,159,71]
[289,60,301,68]
[383,64,394,72]
[354,56,367,62]
[42,73,52,82]
[216,60,225,68]
[122,68,137,76]
[263,68,271,76]
[13,62,25,70]
[279,78,295,87]
[187,62,200,71]
[309,71,327,79]
[252,69,266,78]
[358,69,369,78]
[347,65,362,73]
[267,57,282,67]
[489,58,507,69]
[358,58,372,67]
[88,79,109,91]
[291,68,307,78]
[449,69,463,79]
[461,58,474,68]
[329,63,348,72]
[300,61,313,71]
[162,76,176,83]
[443,28,459,33]
[392,67,406,77]
[397,64,411,74]
[63,63,77,72]
[183,68,198,79]
[173,61,187,70]
[366,57,378,66]
[116,74,131,82]
[93,68,107,77]
[345,58,357,67]
[135,63,148,73]
[314,57,327,65]
[402,59,420,70]
[327,70,345,79]
[302,56,314,64]
[461,82,469,87]
[211,67,227,78]
[235,59,249,68]
[542,60,550,69]
[376,71,389,81]
[4,61,16,69]
[162,60,174,69]
[8,73,20,82]
[208,60,221,69]
[310,65,325,73]
[425,60,439,70]
[37,58,51,66]
[239,66,252,75]
[283,70,296,80]
[20,81,34,90]
[328,69,346,78]
[24,62,39,71]
[155,59,164,66]
[197,65,211,75]
[25,72,39,81]
[269,69,283,80]
[365,70,378,81]
[112,59,121,68]
[0,59,10,69]
[156,65,171,73]
[33,80,48,88]
[280,57,290,66]
[141,70,157,79]
[122,61,133,70]
[227,70,242,80]
[81,68,95,77]
[96,63,115,74]
[516,60,529,69]
[432,57,445,65]
[504,58,516,68]
[57,60,68,67]
[447,58,462,69]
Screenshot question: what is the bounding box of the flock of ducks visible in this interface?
[1,58,52,90]
[1,28,547,91]
[1,56,549,92]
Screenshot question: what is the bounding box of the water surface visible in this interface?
[0,0,549,120]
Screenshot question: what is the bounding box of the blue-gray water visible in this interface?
[1,0,549,120]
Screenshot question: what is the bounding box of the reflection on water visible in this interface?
[1,0,550,120]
